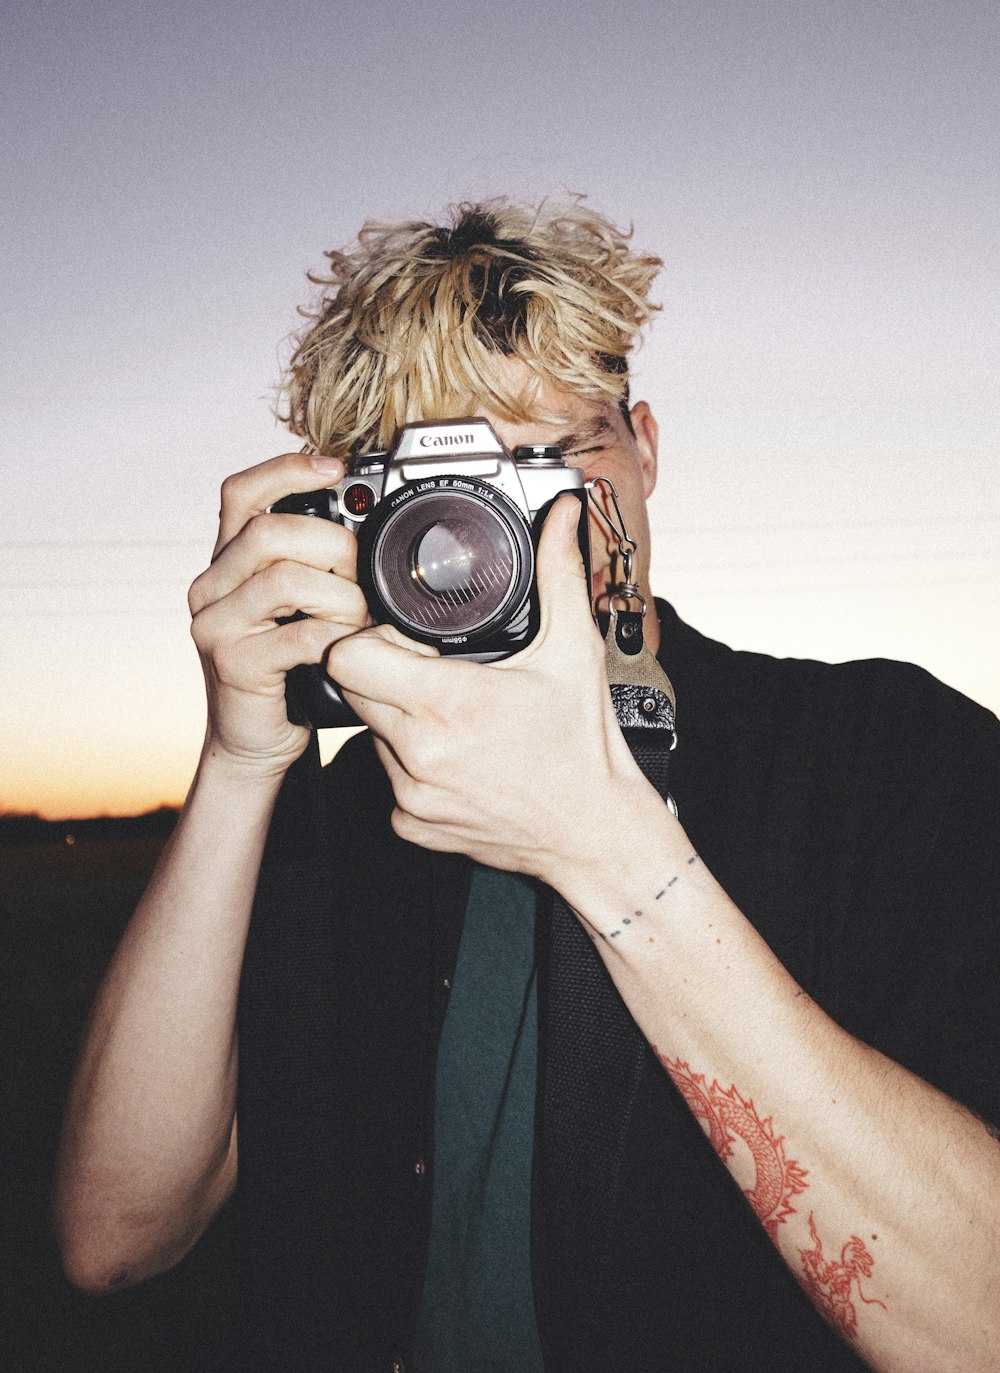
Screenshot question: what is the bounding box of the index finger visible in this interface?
[327,624,449,713]
[214,451,345,559]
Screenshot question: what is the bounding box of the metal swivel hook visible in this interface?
[585,476,646,615]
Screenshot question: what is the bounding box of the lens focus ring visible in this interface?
[358,479,534,643]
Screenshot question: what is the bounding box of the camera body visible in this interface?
[272,417,591,727]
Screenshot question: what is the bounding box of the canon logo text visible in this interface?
[419,432,476,448]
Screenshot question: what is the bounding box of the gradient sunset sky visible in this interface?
[3,0,997,818]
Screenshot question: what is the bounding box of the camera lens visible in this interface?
[411,521,480,598]
[369,489,528,637]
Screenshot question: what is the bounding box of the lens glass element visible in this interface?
[374,492,520,634]
[413,523,477,595]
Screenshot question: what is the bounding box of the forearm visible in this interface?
[54,745,284,1291]
[555,781,1000,1373]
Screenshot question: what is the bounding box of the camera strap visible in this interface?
[604,604,677,785]
[534,504,679,1365]
[584,473,677,776]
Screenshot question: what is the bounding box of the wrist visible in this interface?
[541,763,677,900]
[197,731,306,791]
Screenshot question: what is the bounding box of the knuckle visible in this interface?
[187,569,209,616]
[344,581,368,624]
[390,807,415,842]
[189,603,219,652]
[291,616,332,662]
[260,559,298,601]
[392,771,422,816]
[244,512,275,556]
[405,729,443,782]
[219,471,245,510]
[213,639,251,687]
[339,576,370,626]
[335,525,359,577]
[377,624,409,649]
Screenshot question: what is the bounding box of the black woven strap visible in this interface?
[534,704,675,1364]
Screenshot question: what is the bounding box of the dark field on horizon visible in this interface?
[2,835,236,1371]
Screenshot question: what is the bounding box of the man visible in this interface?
[56,200,1000,1372]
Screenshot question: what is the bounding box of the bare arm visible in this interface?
[54,758,277,1291]
[54,450,365,1292]
[328,496,1000,1371]
[556,797,1000,1373]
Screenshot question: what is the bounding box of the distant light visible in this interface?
[65,834,74,845]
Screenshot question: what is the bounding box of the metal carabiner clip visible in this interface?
[585,476,647,616]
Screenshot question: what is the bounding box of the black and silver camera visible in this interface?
[273,417,592,727]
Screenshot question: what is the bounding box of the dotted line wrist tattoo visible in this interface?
[592,853,699,943]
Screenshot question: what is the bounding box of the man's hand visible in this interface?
[187,452,367,774]
[327,496,646,883]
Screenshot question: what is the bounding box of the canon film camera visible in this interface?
[272,417,592,727]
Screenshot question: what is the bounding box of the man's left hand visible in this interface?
[326,496,644,882]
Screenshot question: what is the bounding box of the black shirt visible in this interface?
[237,601,1000,1372]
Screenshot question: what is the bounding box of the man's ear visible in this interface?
[629,401,659,499]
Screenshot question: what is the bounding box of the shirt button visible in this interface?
[414,1157,426,1176]
[443,977,451,990]
[392,1360,405,1373]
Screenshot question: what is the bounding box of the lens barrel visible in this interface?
[357,476,534,644]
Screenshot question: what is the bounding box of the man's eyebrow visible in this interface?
[552,415,616,451]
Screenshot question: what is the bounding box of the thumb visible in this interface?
[535,494,594,635]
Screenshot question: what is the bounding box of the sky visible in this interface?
[2,0,997,818]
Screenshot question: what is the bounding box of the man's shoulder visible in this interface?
[658,598,999,784]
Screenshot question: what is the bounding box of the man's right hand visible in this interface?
[56,450,368,1293]
[187,451,368,773]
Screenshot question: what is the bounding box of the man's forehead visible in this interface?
[478,402,617,450]
[462,355,622,436]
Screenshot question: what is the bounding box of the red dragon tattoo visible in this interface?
[799,1212,887,1338]
[659,1055,809,1241]
[657,1053,886,1340]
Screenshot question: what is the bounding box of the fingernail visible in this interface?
[309,454,343,476]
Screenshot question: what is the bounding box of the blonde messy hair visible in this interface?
[279,197,663,460]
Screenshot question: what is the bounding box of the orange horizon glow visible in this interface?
[9,654,999,821]
[6,519,997,823]
[5,774,191,823]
